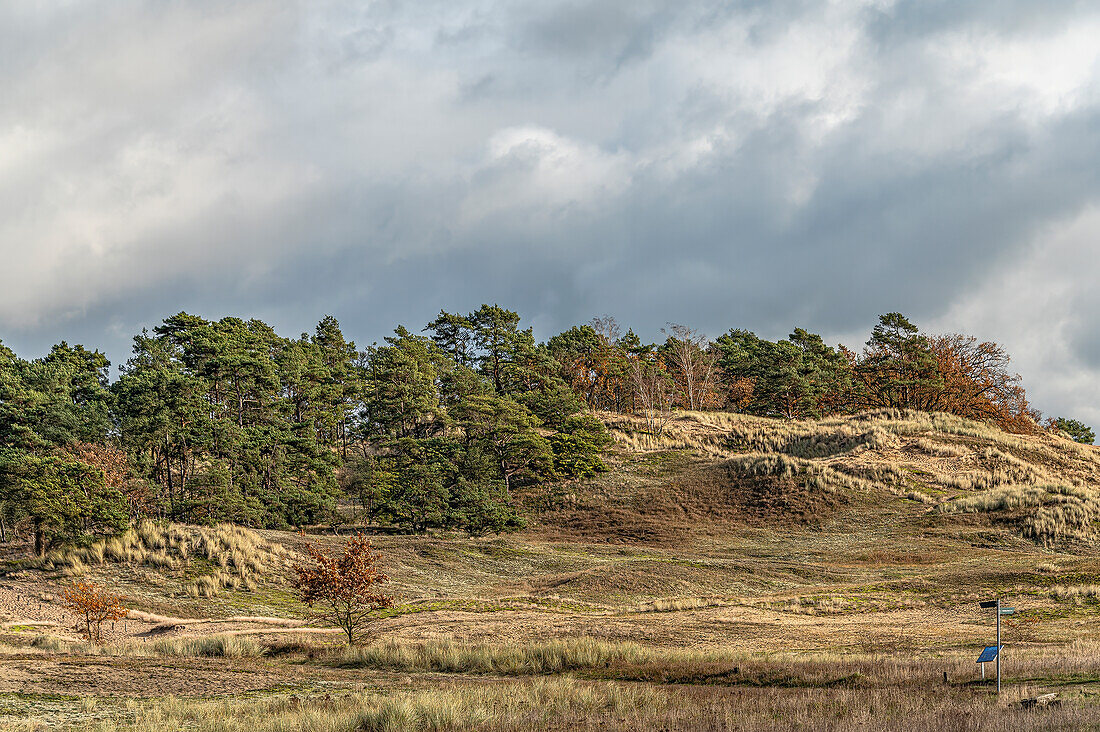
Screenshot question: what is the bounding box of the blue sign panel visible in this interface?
[976,646,1001,663]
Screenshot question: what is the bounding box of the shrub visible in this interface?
[292,534,393,645]
[61,580,126,643]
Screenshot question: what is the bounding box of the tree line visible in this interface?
[0,307,1086,554]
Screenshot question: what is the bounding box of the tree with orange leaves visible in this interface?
[291,534,393,645]
[926,334,1039,432]
[61,580,126,643]
[854,314,1039,433]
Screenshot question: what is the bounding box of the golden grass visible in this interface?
[914,438,969,458]
[938,484,1052,513]
[28,633,263,659]
[24,678,667,732]
[635,597,727,613]
[15,679,1100,732]
[335,637,655,675]
[603,408,1100,547]
[23,638,1100,731]
[1049,584,1100,600]
[332,635,1100,686]
[46,521,287,597]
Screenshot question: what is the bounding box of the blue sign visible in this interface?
[976,646,1001,663]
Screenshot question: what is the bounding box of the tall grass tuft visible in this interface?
[336,637,652,675]
[47,520,287,595]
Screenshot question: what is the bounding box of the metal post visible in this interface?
[996,598,1001,695]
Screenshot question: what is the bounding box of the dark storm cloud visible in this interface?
[1,0,1099,420]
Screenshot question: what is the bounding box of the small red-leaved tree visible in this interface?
[291,534,393,645]
[61,580,126,643]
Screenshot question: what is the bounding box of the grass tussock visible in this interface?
[938,485,1052,513]
[938,482,1100,545]
[38,678,668,732]
[1049,584,1100,600]
[914,438,968,458]
[46,520,286,596]
[29,633,263,659]
[16,680,1100,732]
[635,597,725,613]
[20,640,1100,730]
[145,634,264,658]
[336,637,653,675]
[726,452,881,494]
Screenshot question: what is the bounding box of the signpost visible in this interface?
[976,645,999,680]
[977,599,1015,694]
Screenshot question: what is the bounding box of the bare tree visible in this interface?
[589,315,622,345]
[629,355,675,447]
[662,324,721,411]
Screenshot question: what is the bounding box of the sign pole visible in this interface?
[977,599,1012,693]
[996,598,1001,695]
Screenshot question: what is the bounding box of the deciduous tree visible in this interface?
[629,353,676,446]
[61,580,126,643]
[661,324,721,411]
[291,534,393,645]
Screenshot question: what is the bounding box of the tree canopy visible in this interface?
[0,306,1053,553]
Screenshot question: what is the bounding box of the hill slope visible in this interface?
[3,410,1100,729]
[561,409,1100,547]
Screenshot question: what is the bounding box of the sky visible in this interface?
[1,1,1099,422]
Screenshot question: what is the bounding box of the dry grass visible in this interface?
[1049,584,1100,600]
[914,438,969,458]
[46,521,287,596]
[335,637,656,675]
[938,484,1052,513]
[601,408,1100,547]
[13,680,1100,732]
[28,633,263,658]
[24,639,1100,731]
[332,636,1100,686]
[20,678,668,732]
[635,597,727,613]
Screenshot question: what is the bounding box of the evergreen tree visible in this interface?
[0,455,127,555]
[469,304,521,393]
[1051,418,1095,445]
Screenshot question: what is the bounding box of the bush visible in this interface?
[61,580,126,643]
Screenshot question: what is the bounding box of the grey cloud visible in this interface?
[865,0,1096,43]
[2,0,1100,421]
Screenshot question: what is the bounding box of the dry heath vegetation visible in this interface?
[606,408,1100,545]
[13,638,1100,730]
[8,410,1100,730]
[27,632,264,659]
[44,520,289,597]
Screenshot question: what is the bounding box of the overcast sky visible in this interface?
[2,1,1099,422]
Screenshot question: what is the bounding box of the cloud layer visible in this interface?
[2,0,1099,421]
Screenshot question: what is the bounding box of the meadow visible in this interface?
[3,409,1100,730]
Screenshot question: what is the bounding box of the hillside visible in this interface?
[2,410,1100,729]
[561,409,1100,547]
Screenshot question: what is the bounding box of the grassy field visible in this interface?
[2,409,1100,729]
